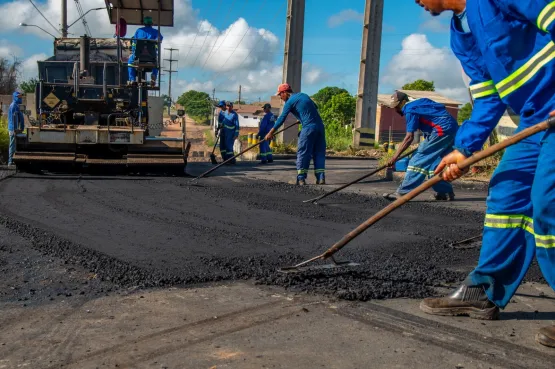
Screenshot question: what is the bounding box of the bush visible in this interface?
[0,116,9,163]
[203,128,215,147]
[326,133,352,152]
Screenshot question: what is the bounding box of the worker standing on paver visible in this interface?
[8,91,24,166]
[221,101,239,165]
[265,83,326,185]
[415,0,555,348]
[127,16,163,87]
[383,91,458,201]
[257,103,275,164]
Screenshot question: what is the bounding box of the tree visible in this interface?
[161,94,172,107]
[311,86,349,107]
[402,79,435,91]
[458,102,473,124]
[0,57,22,95]
[176,90,211,123]
[20,78,39,94]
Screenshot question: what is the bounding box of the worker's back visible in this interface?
[133,25,162,41]
[402,98,458,136]
[283,93,323,128]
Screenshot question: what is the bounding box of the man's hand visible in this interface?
[386,156,398,167]
[550,110,555,117]
[264,128,276,141]
[434,150,468,181]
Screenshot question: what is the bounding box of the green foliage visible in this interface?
[272,141,297,154]
[313,87,356,151]
[19,78,39,94]
[234,100,246,105]
[203,128,215,147]
[161,94,172,107]
[402,79,435,91]
[458,102,473,124]
[0,116,9,156]
[176,90,211,121]
[311,86,349,107]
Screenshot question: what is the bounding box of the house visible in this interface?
[375,90,462,144]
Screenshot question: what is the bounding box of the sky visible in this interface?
[0,0,469,104]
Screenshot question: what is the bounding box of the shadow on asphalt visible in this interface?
[501,311,555,321]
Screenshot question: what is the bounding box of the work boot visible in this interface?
[383,192,403,201]
[316,175,326,185]
[433,192,456,201]
[536,325,555,348]
[288,178,306,186]
[267,158,274,163]
[420,284,499,320]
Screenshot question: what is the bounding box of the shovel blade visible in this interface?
[209,154,218,165]
[277,260,360,274]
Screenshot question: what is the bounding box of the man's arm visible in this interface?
[265,100,293,141]
[388,112,418,166]
[436,23,508,181]
[233,113,239,139]
[17,110,24,131]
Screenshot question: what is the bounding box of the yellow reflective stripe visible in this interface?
[407,166,434,176]
[314,169,325,173]
[495,41,555,98]
[224,124,235,130]
[469,81,498,99]
[484,214,555,249]
[538,1,555,32]
[297,169,308,174]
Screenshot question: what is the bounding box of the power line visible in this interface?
[203,0,267,79]
[199,0,246,72]
[180,0,211,67]
[190,0,226,67]
[28,0,60,35]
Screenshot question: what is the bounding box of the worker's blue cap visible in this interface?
[226,101,233,107]
[218,100,226,107]
[12,91,22,99]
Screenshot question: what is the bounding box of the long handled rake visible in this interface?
[279,116,555,273]
[303,148,418,204]
[191,121,300,182]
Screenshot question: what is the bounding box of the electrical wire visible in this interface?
[28,0,61,35]
[189,0,227,67]
[180,0,212,67]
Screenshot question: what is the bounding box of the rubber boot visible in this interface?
[288,178,306,186]
[420,284,499,320]
[433,192,456,201]
[536,325,555,348]
[316,173,326,185]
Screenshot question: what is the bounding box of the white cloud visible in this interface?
[21,53,48,80]
[382,34,468,102]
[328,9,363,28]
[0,40,22,58]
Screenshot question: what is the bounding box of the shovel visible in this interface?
[279,116,555,273]
[209,129,221,165]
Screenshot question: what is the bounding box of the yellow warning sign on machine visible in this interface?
[43,93,60,108]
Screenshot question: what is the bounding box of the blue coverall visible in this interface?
[397,99,458,195]
[8,92,24,165]
[128,25,163,82]
[450,0,555,308]
[217,109,227,161]
[273,93,326,181]
[257,112,275,163]
[220,110,239,163]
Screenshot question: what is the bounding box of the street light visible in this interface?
[66,7,105,31]
[19,23,57,39]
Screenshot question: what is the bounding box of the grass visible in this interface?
[0,117,9,164]
[191,115,210,125]
[203,128,215,147]
[272,141,297,154]
[326,134,351,152]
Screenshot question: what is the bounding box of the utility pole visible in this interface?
[163,48,178,115]
[280,0,305,144]
[353,0,383,148]
[211,88,216,130]
[238,85,242,105]
[61,0,68,37]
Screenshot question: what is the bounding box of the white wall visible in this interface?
[238,113,260,128]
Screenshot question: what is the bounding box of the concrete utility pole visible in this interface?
[353,0,384,148]
[280,0,305,144]
[238,85,242,105]
[61,0,68,38]
[164,48,178,115]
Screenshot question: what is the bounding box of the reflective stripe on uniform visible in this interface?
[407,166,434,176]
[224,124,236,130]
[314,169,325,173]
[469,80,498,99]
[484,214,555,249]
[538,1,555,32]
[495,41,555,98]
[297,169,308,174]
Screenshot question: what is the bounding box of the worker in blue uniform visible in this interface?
[383,91,458,201]
[128,16,163,86]
[416,0,555,349]
[221,101,239,164]
[265,83,326,185]
[216,100,227,161]
[257,103,275,164]
[8,91,24,166]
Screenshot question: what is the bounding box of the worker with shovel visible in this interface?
[416,0,555,348]
[265,83,326,185]
[257,103,275,164]
[383,91,458,201]
[221,101,240,165]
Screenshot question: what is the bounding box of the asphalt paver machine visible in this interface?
[14,0,190,174]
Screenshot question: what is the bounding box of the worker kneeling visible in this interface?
[383,91,458,201]
[265,83,326,185]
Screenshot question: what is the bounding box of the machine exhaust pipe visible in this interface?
[80,35,90,76]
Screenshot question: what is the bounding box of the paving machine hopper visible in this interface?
[14,0,191,174]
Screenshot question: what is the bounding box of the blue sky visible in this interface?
[0,0,466,103]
